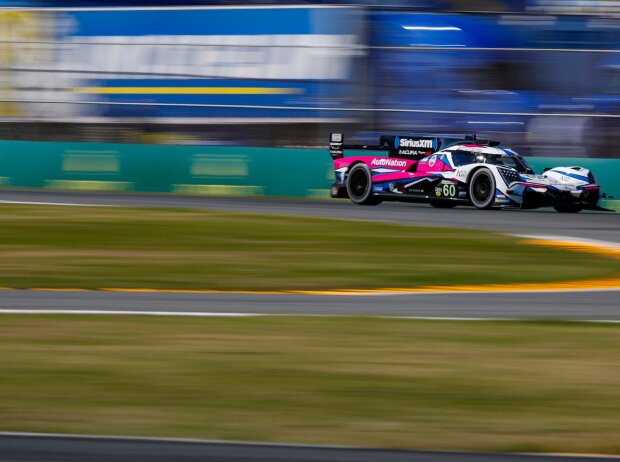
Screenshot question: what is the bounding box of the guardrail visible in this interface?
[0,140,617,209]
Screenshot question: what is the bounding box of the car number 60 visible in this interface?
[442,184,456,197]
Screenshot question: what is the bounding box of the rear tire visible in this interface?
[346,164,382,206]
[553,204,583,213]
[469,168,496,209]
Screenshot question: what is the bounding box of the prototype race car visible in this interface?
[329,133,601,213]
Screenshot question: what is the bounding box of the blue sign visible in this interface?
[51,6,363,122]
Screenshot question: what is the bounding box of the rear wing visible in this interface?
[329,133,500,160]
[329,133,390,159]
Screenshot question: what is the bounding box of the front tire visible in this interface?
[346,164,382,206]
[469,168,496,209]
[553,204,583,213]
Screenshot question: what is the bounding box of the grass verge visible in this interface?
[0,316,619,454]
[0,204,618,290]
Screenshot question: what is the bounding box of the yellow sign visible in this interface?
[0,11,48,116]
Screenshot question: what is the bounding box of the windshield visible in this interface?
[451,149,534,173]
[484,155,533,173]
[451,151,478,167]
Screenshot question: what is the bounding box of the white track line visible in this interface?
[0,309,258,317]
[1,310,620,324]
[0,200,112,207]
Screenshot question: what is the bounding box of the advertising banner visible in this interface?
[8,6,363,124]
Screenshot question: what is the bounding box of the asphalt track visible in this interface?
[1,189,619,243]
[0,189,619,321]
[2,433,620,462]
[1,289,619,320]
[1,191,619,461]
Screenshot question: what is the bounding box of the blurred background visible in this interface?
[1,0,620,158]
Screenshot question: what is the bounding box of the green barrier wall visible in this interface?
[0,140,618,208]
[0,140,331,198]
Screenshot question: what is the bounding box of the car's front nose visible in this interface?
[577,184,601,207]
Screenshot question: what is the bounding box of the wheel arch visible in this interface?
[339,159,363,173]
[347,159,369,170]
[465,165,508,193]
[343,160,375,182]
[465,164,493,185]
[336,159,366,185]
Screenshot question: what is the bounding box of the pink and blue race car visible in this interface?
[329,133,601,213]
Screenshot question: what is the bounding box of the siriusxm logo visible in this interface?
[395,137,437,150]
[371,158,408,168]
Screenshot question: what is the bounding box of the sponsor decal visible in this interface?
[388,183,405,193]
[494,191,511,204]
[398,149,427,156]
[428,156,437,167]
[370,158,408,168]
[395,137,438,150]
[373,185,384,192]
[330,142,343,153]
[435,191,441,197]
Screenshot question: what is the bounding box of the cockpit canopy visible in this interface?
[447,145,534,174]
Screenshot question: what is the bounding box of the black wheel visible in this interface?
[469,168,496,209]
[429,201,458,208]
[553,204,583,213]
[346,164,382,206]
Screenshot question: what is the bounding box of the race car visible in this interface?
[329,133,601,213]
